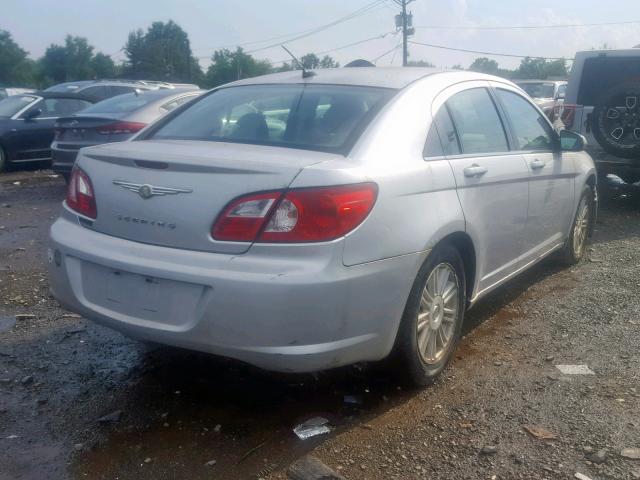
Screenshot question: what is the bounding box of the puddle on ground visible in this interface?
[72,348,413,480]
[0,315,17,332]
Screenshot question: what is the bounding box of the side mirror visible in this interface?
[556,92,565,100]
[23,108,42,120]
[559,129,586,152]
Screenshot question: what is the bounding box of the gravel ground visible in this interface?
[1,168,639,480]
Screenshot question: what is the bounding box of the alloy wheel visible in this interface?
[416,263,459,365]
[572,197,589,257]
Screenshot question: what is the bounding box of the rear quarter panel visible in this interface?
[291,74,465,267]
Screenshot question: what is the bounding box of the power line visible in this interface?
[408,40,566,60]
[372,42,402,63]
[192,0,389,53]
[415,19,640,30]
[196,30,397,62]
[246,0,389,54]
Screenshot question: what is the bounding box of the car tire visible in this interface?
[561,185,594,265]
[395,244,466,386]
[592,82,640,159]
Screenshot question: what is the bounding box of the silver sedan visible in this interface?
[48,67,597,385]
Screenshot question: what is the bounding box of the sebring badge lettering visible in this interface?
[116,215,176,229]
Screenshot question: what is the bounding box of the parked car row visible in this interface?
[0,80,202,173]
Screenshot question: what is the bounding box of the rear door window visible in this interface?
[36,98,92,117]
[424,106,461,157]
[445,88,509,155]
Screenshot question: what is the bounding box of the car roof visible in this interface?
[90,88,202,106]
[224,67,446,90]
[32,91,96,102]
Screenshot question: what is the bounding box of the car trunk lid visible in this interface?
[76,139,338,254]
[55,114,141,149]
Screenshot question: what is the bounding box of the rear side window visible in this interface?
[496,89,554,151]
[446,88,509,155]
[38,98,92,117]
[423,106,461,157]
[578,56,640,106]
[149,84,394,153]
[109,85,137,97]
[79,85,108,101]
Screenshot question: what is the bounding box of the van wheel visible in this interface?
[592,82,640,159]
[395,244,466,386]
[561,185,593,265]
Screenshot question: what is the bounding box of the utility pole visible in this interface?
[394,0,415,66]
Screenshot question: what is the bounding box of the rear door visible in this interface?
[435,82,530,295]
[493,84,575,258]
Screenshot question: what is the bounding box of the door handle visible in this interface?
[530,159,546,170]
[463,164,488,177]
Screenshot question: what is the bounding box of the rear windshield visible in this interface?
[578,56,640,106]
[0,95,37,117]
[147,84,394,153]
[517,82,555,99]
[81,92,161,114]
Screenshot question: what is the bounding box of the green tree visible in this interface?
[468,57,499,75]
[319,55,339,68]
[40,35,95,83]
[542,58,568,78]
[451,64,464,70]
[205,47,272,88]
[0,30,36,86]
[407,59,435,67]
[300,53,320,69]
[123,21,203,82]
[514,57,547,79]
[90,52,116,78]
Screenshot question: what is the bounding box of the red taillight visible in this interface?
[97,121,147,135]
[559,104,577,129]
[212,183,378,243]
[66,167,97,219]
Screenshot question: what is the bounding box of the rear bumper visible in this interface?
[48,216,424,372]
[51,145,79,174]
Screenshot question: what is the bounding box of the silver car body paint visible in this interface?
[48,68,596,372]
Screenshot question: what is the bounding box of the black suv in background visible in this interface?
[563,49,640,184]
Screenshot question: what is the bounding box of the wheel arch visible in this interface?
[433,231,477,305]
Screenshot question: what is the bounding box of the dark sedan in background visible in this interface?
[0,91,94,172]
[51,88,202,178]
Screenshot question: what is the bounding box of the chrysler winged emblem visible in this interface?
[112,180,192,199]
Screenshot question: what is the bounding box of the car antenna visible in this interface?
[281,45,315,78]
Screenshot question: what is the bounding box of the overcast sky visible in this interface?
[3,0,639,70]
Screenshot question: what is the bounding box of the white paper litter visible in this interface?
[556,364,595,375]
[575,473,593,480]
[293,416,331,440]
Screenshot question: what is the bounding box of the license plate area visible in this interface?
[81,260,206,326]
